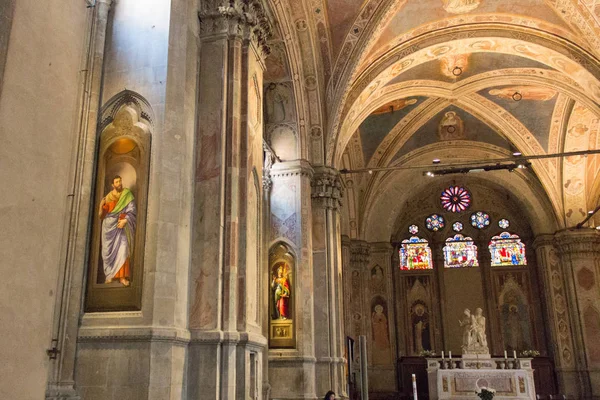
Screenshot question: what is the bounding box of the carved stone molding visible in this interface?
[100,90,155,131]
[555,230,600,260]
[311,166,343,210]
[532,234,555,250]
[269,159,313,179]
[199,0,272,57]
[350,240,370,265]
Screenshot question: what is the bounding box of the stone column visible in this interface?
[312,166,347,398]
[188,1,271,398]
[533,235,580,397]
[267,160,316,400]
[346,240,369,341]
[555,230,600,398]
[45,2,114,399]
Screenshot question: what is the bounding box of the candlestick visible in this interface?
[504,350,507,359]
[513,350,517,359]
[441,351,445,360]
[412,374,418,400]
[449,351,452,359]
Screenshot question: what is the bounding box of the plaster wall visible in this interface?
[0,2,88,398]
[0,0,15,98]
[102,0,170,108]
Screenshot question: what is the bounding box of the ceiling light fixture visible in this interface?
[433,159,441,164]
[420,162,531,177]
[452,66,462,76]
[339,149,600,175]
[513,151,522,157]
[512,92,522,101]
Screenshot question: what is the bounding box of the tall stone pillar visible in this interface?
[46,2,114,399]
[312,166,347,398]
[188,1,271,398]
[555,230,600,398]
[267,159,316,400]
[345,240,369,342]
[533,235,581,397]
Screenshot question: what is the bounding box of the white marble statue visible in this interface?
[459,307,489,355]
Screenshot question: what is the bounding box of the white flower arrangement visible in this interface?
[520,350,540,357]
[418,350,436,357]
[476,387,496,400]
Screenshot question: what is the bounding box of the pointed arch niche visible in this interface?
[85,91,153,312]
[269,242,296,348]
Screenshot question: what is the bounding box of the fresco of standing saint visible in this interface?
[98,175,136,286]
[271,264,291,319]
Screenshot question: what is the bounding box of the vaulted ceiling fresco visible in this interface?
[264,0,600,240]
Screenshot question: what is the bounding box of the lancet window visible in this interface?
[443,234,479,268]
[400,237,434,270]
[489,232,527,266]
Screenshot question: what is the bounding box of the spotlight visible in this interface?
[596,226,600,230]
[588,210,595,215]
[425,171,435,177]
[512,152,522,157]
[368,170,373,174]
[433,159,441,164]
[517,164,526,169]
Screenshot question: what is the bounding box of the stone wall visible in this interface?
[0,2,88,399]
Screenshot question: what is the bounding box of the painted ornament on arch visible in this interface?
[440,53,470,78]
[488,86,557,101]
[372,98,418,115]
[438,111,465,140]
[441,0,481,14]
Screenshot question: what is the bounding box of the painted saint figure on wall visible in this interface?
[98,175,136,286]
[272,264,291,319]
[371,299,391,365]
[411,302,431,354]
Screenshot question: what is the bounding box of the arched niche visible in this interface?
[85,91,152,312]
[269,242,296,348]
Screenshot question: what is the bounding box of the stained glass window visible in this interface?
[489,232,527,266]
[443,234,479,268]
[453,222,463,232]
[441,186,471,212]
[409,225,419,235]
[400,237,433,270]
[426,214,445,231]
[498,219,510,229]
[471,211,490,229]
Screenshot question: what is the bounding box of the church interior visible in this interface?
[1,0,600,399]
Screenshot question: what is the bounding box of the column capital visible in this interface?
[349,241,370,265]
[554,229,600,258]
[532,234,556,250]
[311,166,343,210]
[270,159,314,179]
[199,0,272,57]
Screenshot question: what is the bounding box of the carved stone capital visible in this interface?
[554,230,600,260]
[532,234,556,250]
[269,159,313,179]
[350,240,370,265]
[311,166,343,210]
[199,0,272,57]
[262,175,272,192]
